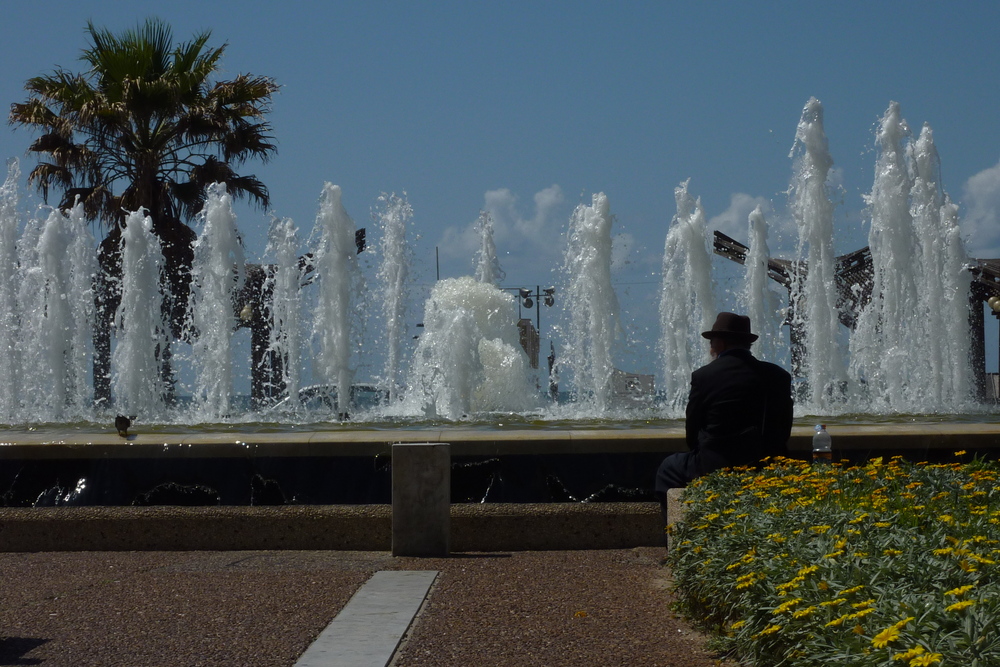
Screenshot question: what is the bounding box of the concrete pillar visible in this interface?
[666,488,686,551]
[391,443,450,557]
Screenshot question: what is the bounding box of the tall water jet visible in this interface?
[112,210,171,417]
[562,192,622,410]
[16,201,96,421]
[374,192,412,402]
[907,123,972,407]
[64,203,97,416]
[188,183,246,418]
[658,180,715,410]
[311,183,360,413]
[849,103,922,410]
[0,160,21,420]
[473,210,504,286]
[788,97,847,410]
[405,276,535,418]
[264,215,304,408]
[739,205,783,363]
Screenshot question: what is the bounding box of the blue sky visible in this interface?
[3,1,1000,382]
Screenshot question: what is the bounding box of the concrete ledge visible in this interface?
[0,503,662,552]
[452,502,661,551]
[2,423,997,460]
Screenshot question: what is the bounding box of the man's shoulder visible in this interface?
[758,360,792,381]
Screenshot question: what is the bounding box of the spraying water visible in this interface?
[0,98,987,426]
[374,192,412,402]
[849,103,921,409]
[562,192,622,410]
[112,210,170,417]
[188,183,246,418]
[264,215,304,408]
[908,124,973,407]
[739,205,783,363]
[788,97,847,410]
[404,276,536,418]
[310,183,359,414]
[14,201,96,421]
[657,180,715,410]
[473,210,504,286]
[848,108,974,412]
[0,160,21,420]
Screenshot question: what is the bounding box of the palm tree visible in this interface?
[9,18,278,403]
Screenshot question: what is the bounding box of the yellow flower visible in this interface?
[955,450,967,456]
[944,584,975,597]
[945,600,975,612]
[892,646,925,662]
[910,653,943,666]
[752,624,782,639]
[797,564,819,576]
[730,620,746,630]
[773,598,802,614]
[792,606,817,619]
[825,614,849,627]
[872,625,901,648]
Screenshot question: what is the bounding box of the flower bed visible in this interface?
[666,454,999,666]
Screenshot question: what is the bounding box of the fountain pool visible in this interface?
[1,97,998,507]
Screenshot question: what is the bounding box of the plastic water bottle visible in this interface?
[812,424,832,464]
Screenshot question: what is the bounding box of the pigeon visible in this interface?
[115,415,131,438]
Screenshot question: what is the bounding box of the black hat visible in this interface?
[701,312,759,342]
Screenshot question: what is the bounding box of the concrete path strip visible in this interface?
[294,570,438,667]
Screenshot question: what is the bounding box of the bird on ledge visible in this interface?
[115,415,132,438]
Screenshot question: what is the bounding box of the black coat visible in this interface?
[685,348,793,467]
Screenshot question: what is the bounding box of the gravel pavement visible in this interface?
[0,548,736,666]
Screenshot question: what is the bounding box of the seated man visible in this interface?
[655,312,793,540]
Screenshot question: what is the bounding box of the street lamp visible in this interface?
[511,286,555,331]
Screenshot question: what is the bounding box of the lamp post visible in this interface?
[503,286,556,383]
[514,286,556,332]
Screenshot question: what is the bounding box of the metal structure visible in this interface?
[712,229,1000,398]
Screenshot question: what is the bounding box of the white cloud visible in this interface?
[439,185,567,272]
[962,161,1000,258]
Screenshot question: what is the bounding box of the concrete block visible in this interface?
[391,443,450,556]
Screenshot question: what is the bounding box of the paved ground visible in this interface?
[0,548,735,667]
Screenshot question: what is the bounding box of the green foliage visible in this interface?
[9,17,278,228]
[667,455,1000,666]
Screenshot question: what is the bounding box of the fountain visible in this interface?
[658,180,716,409]
[0,97,997,508]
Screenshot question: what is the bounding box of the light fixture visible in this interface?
[519,288,533,309]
